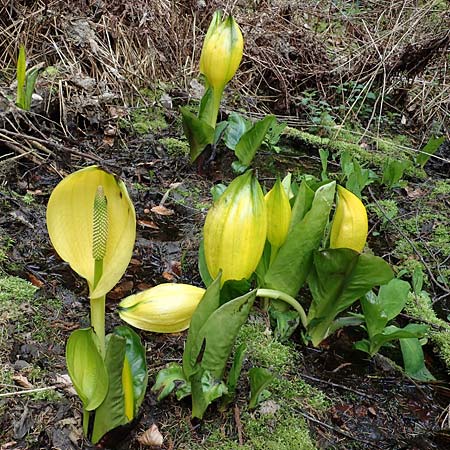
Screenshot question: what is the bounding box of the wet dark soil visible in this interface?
[0,110,449,450]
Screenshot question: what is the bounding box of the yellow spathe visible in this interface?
[330,185,368,253]
[46,166,136,298]
[265,179,292,248]
[118,284,206,333]
[199,10,244,90]
[204,171,267,283]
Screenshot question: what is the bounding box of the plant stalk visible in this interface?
[256,288,308,329]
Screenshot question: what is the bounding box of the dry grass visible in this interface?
[0,0,448,136]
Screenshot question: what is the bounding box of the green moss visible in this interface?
[123,107,168,135]
[433,180,450,196]
[0,275,37,312]
[405,292,450,373]
[159,137,190,158]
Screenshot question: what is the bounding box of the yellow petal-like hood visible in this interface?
[329,185,368,253]
[118,284,205,333]
[46,166,136,298]
[265,179,292,248]
[199,11,244,90]
[203,171,267,283]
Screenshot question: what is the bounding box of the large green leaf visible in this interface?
[235,115,276,166]
[307,249,393,346]
[361,278,411,339]
[65,328,108,411]
[264,181,336,297]
[114,326,148,414]
[223,112,251,150]
[91,334,128,444]
[248,367,274,409]
[180,107,214,162]
[288,180,315,233]
[400,338,435,381]
[183,274,221,378]
[193,290,257,380]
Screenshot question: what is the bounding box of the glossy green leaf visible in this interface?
[91,334,128,444]
[269,308,300,342]
[192,289,257,380]
[183,274,222,378]
[382,158,410,188]
[220,278,251,305]
[416,136,445,168]
[264,181,336,297]
[288,180,315,232]
[24,67,41,110]
[66,328,108,411]
[213,121,228,145]
[307,249,393,346]
[235,115,276,166]
[114,326,148,414]
[180,106,214,162]
[400,338,435,381]
[248,367,274,409]
[224,112,251,150]
[355,324,428,356]
[190,368,228,419]
[151,363,187,401]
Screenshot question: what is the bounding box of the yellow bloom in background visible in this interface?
[329,185,368,253]
[118,284,206,333]
[265,179,292,249]
[199,10,244,91]
[204,171,267,283]
[46,166,136,298]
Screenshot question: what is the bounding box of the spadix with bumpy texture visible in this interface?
[204,171,267,283]
[199,10,244,91]
[46,166,136,298]
[118,284,206,333]
[265,179,292,249]
[330,185,368,253]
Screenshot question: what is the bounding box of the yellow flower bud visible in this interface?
[265,179,292,249]
[118,284,206,333]
[199,10,244,90]
[204,171,267,283]
[329,185,368,253]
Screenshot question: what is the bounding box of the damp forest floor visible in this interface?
[1,97,450,450]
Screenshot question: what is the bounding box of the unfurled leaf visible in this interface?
[307,249,393,346]
[416,136,445,168]
[264,181,336,297]
[235,115,276,166]
[91,334,127,444]
[224,112,251,150]
[180,107,214,162]
[151,363,187,401]
[65,328,108,411]
[400,338,435,381]
[248,367,274,409]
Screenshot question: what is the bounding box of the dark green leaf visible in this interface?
[382,159,410,188]
[269,308,300,342]
[183,274,221,378]
[65,328,108,411]
[288,180,315,233]
[378,278,411,321]
[220,278,251,305]
[221,343,247,409]
[264,181,336,297]
[213,121,228,145]
[400,338,435,381]
[180,107,214,162]
[224,112,251,150]
[307,249,393,346]
[114,326,148,412]
[151,363,187,401]
[248,368,274,409]
[235,115,276,166]
[361,290,388,339]
[91,334,128,444]
[190,368,228,419]
[416,136,445,168]
[231,160,249,174]
[211,183,227,202]
[366,324,428,356]
[194,290,257,380]
[255,240,271,286]
[319,149,329,181]
[329,314,365,335]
